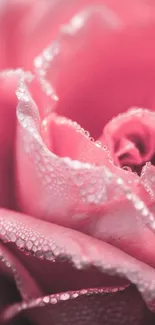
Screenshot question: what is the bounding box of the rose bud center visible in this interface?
[99,109,155,175]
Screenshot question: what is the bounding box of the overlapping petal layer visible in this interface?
[0,209,155,323]
[0,209,155,303]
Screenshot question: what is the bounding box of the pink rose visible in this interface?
[1,1,155,324]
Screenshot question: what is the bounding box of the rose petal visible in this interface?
[99,108,155,170]
[2,286,155,325]
[34,4,122,138]
[17,103,155,268]
[16,6,155,240]
[1,209,155,307]
[34,3,155,139]
[15,76,143,232]
[86,198,155,269]
[41,113,112,165]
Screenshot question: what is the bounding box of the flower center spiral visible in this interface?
[99,109,155,175]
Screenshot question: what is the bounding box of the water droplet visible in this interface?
[116,178,124,185]
[35,56,42,68]
[52,94,59,101]
[72,292,79,298]
[142,208,149,217]
[26,240,33,250]
[44,251,54,260]
[35,250,44,259]
[16,238,25,248]
[126,192,132,200]
[53,248,60,257]
[43,296,50,304]
[50,297,57,304]
[0,227,6,236]
[8,233,16,242]
[134,200,144,210]
[60,293,70,301]
[95,141,102,148]
[80,289,88,295]
[84,130,90,137]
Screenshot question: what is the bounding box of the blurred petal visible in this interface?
[0,0,36,69]
[19,0,93,70]
[0,70,21,208]
[1,0,155,69]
